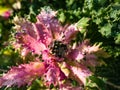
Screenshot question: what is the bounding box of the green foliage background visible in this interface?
[0,0,120,90]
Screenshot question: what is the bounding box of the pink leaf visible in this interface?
[37,9,63,40]
[70,64,92,85]
[33,21,52,46]
[0,62,46,87]
[64,24,79,43]
[68,49,84,61]
[85,54,98,67]
[16,33,46,54]
[13,16,37,39]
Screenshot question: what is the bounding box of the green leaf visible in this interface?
[71,79,78,86]
[86,76,106,90]
[99,23,112,37]
[77,17,89,28]
[77,17,89,34]
[115,33,120,44]
[29,14,37,23]
[66,0,74,6]
[58,12,66,23]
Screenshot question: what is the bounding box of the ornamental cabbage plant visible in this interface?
[0,8,107,90]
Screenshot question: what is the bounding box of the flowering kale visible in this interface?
[0,8,107,89]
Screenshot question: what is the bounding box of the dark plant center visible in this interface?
[51,41,67,58]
